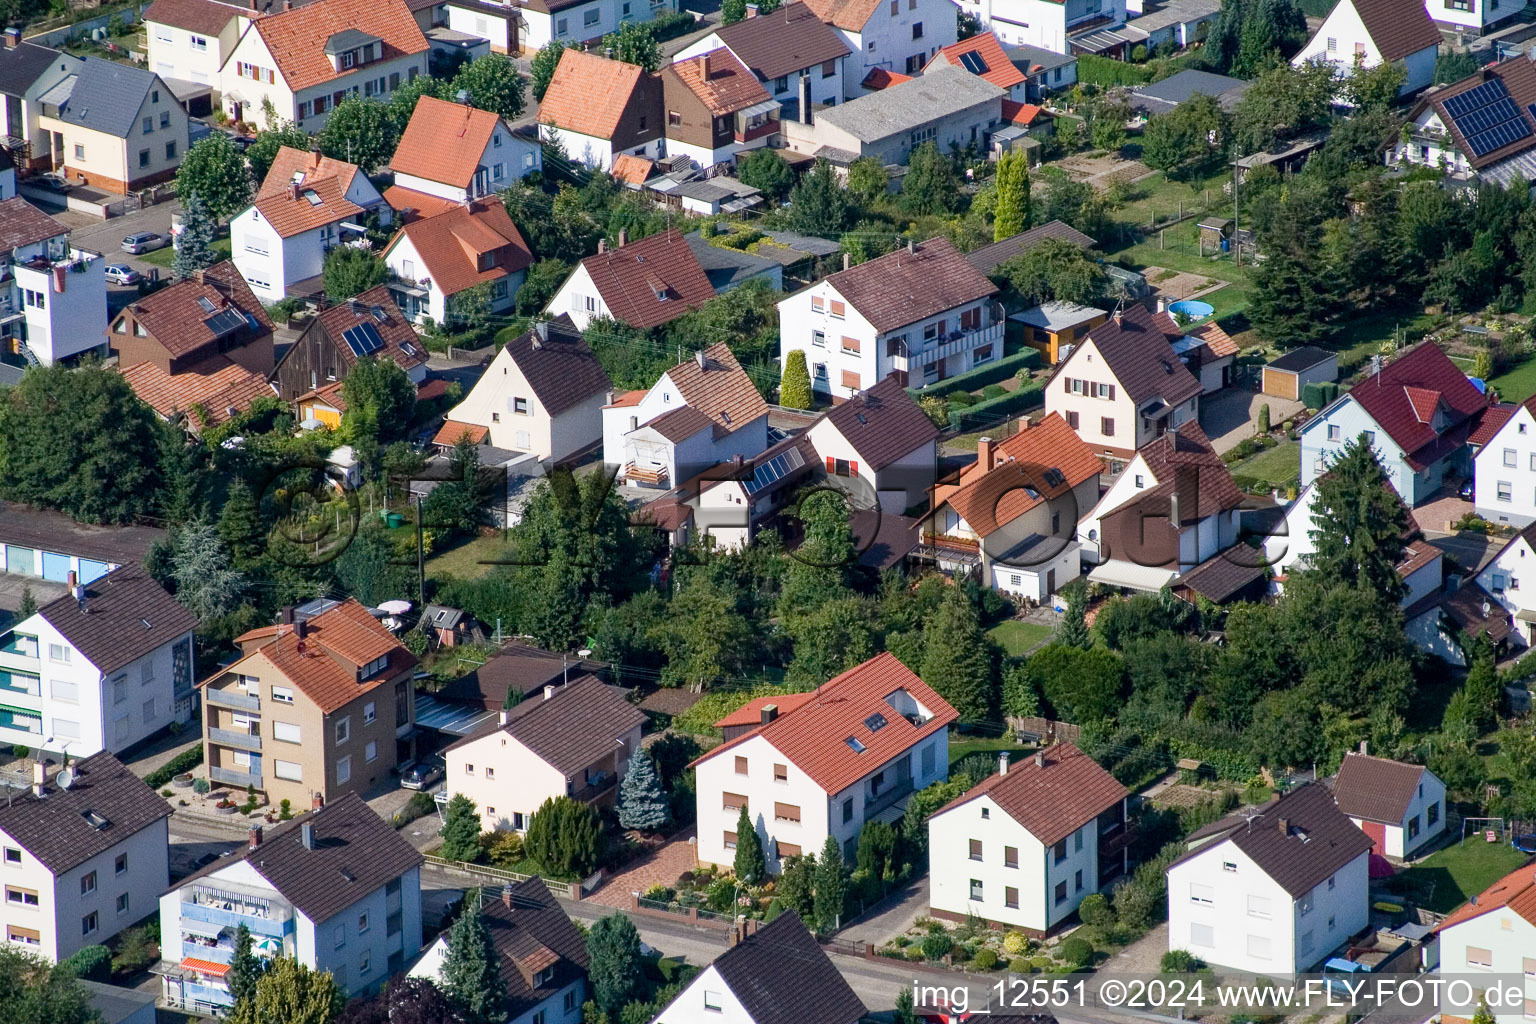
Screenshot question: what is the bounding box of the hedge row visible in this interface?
[1300,381,1340,410]
[908,347,1043,402]
[144,745,204,790]
[949,383,1046,431]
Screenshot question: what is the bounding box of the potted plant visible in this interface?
[172,773,194,789]
[213,797,238,815]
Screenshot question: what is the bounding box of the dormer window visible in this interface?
[477,251,496,272]
[534,966,555,986]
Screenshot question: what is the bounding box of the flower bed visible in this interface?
[877,916,1082,973]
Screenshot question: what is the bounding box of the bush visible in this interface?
[1058,936,1093,969]
[1077,892,1112,928]
[905,945,926,961]
[480,829,525,866]
[920,932,953,961]
[1010,956,1033,974]
[973,948,999,970]
[1131,44,1147,61]
[981,384,1009,401]
[63,945,113,982]
[948,383,1046,431]
[11,744,28,758]
[912,348,1041,400]
[144,746,204,789]
[1162,949,1204,973]
[1003,931,1028,955]
[112,926,157,974]
[192,778,209,795]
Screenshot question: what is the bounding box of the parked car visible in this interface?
[121,231,168,254]
[34,172,71,193]
[103,264,141,286]
[1459,478,1474,501]
[400,759,444,790]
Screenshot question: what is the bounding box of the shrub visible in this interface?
[192,778,210,795]
[1010,956,1033,974]
[973,948,999,970]
[161,789,174,797]
[1058,936,1093,969]
[905,945,925,961]
[280,798,295,821]
[481,829,525,866]
[11,744,28,758]
[112,926,157,974]
[144,746,205,789]
[1003,931,1028,955]
[1131,43,1147,61]
[981,384,1009,401]
[63,945,113,982]
[920,932,953,961]
[1077,892,1112,928]
[1162,949,1204,973]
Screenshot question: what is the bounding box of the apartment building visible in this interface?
[0,196,106,366]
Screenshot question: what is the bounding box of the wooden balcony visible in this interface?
[625,463,667,487]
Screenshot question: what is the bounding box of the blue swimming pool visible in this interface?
[1169,299,1215,319]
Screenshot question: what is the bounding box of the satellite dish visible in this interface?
[56,768,74,790]
[1484,601,1493,618]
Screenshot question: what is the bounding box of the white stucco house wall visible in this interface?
[956,0,1127,53]
[804,0,957,92]
[1475,398,1536,527]
[1331,751,1445,861]
[145,0,252,95]
[0,196,106,367]
[1431,866,1536,1024]
[1476,525,1536,645]
[1292,0,1439,99]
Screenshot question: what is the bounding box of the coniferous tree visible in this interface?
[440,901,506,1024]
[173,192,219,281]
[812,834,845,933]
[502,683,522,710]
[227,924,262,1009]
[993,150,1031,241]
[1056,582,1090,649]
[617,749,671,832]
[217,479,264,566]
[779,350,814,409]
[16,586,35,621]
[1307,432,1408,600]
[585,913,643,1017]
[439,794,481,863]
[919,584,995,725]
[786,159,850,235]
[733,804,766,884]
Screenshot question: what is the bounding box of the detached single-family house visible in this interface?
[926,33,1028,100]
[0,196,107,366]
[1474,522,1536,646]
[1423,0,1523,37]
[1299,342,1488,506]
[692,652,957,873]
[380,196,532,326]
[777,236,1001,399]
[111,261,276,431]
[801,0,958,92]
[548,228,716,332]
[1406,576,1513,666]
[602,342,770,488]
[438,315,611,463]
[779,65,1003,164]
[35,58,188,194]
[923,412,1101,601]
[651,912,865,1024]
[0,753,170,962]
[1004,43,1077,99]
[443,676,646,833]
[197,600,419,806]
[157,794,423,1013]
[1292,0,1439,99]
[673,3,850,122]
[1077,420,1248,592]
[964,218,1095,276]
[272,286,428,400]
[537,49,664,171]
[927,745,1130,934]
[1388,57,1536,186]
[409,879,588,1024]
[216,0,429,130]
[954,0,1127,54]
[659,50,778,173]
[232,146,392,305]
[1430,866,1536,1024]
[0,38,81,172]
[0,566,197,757]
[144,0,259,107]
[516,0,678,53]
[1045,304,1203,463]
[1473,395,1536,527]
[1331,751,1446,860]
[1166,784,1373,974]
[386,93,541,211]
[807,376,939,511]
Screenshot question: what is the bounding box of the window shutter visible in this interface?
[849,461,859,477]
[841,369,861,390]
[826,456,836,473]
[841,335,860,353]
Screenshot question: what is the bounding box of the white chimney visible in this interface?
[544,685,556,701]
[499,709,509,726]
[1034,750,1045,768]
[695,349,707,371]
[998,752,1009,776]
[31,761,45,797]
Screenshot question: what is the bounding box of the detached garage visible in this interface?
[0,501,164,586]
[1262,346,1337,402]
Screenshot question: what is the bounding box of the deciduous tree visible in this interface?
[322,246,388,302]
[901,141,961,215]
[603,21,661,71]
[586,913,644,1017]
[452,54,527,120]
[174,134,252,221]
[737,148,796,201]
[0,945,99,1024]
[530,42,565,101]
[246,120,311,184]
[1141,93,1228,180]
[226,957,344,1024]
[994,236,1109,307]
[318,96,399,171]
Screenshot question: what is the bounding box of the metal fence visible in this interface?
[635,895,733,924]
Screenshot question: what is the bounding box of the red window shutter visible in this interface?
[826,456,836,473]
[849,461,859,477]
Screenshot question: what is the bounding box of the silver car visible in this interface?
[121,232,168,255]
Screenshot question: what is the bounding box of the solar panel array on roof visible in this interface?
[1442,77,1535,158]
[958,50,990,75]
[204,309,247,337]
[1443,79,1508,119]
[342,322,385,357]
[742,445,805,496]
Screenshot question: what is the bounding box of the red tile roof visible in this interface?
[539,49,648,140]
[931,34,1027,90]
[249,0,428,93]
[714,691,818,727]
[390,94,504,189]
[382,185,463,221]
[1347,343,1488,470]
[667,49,772,116]
[1437,863,1536,931]
[1188,320,1236,358]
[120,356,274,428]
[296,379,347,411]
[580,228,716,329]
[860,67,910,90]
[1351,0,1442,61]
[254,147,364,238]
[1470,402,1517,446]
[693,652,959,795]
[312,286,427,375]
[663,341,769,437]
[434,419,488,445]
[112,260,272,359]
[1001,100,1047,125]
[937,743,1126,846]
[821,236,997,334]
[610,154,654,186]
[937,412,1100,538]
[385,197,531,298]
[802,0,884,32]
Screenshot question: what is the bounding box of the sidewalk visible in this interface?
[121,730,200,781]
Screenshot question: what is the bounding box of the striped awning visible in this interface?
[180,958,230,977]
[0,704,41,719]
[179,920,225,939]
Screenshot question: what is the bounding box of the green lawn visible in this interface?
[1490,356,1536,403]
[949,735,1028,771]
[1388,838,1529,914]
[423,531,511,581]
[1229,441,1301,491]
[140,236,231,268]
[988,620,1053,656]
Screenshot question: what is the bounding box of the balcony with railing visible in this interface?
[209,765,262,789]
[0,669,40,701]
[863,775,915,819]
[208,727,262,752]
[735,117,779,144]
[0,631,38,662]
[182,888,293,939]
[206,688,260,712]
[890,320,1006,372]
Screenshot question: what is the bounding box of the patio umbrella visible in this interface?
[377,600,413,615]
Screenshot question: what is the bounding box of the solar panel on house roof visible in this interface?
[743,445,806,496]
[1466,115,1533,157]
[204,309,247,337]
[341,322,385,357]
[958,50,990,75]
[1443,78,1510,119]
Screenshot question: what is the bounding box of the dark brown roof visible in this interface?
[1170,784,1373,898]
[0,752,171,875]
[437,644,603,710]
[823,237,997,334]
[820,376,938,471]
[1331,752,1428,825]
[0,196,64,251]
[964,219,1095,274]
[482,879,590,1018]
[143,0,248,35]
[1348,0,1441,61]
[1175,550,1266,603]
[310,286,426,375]
[1440,579,1513,644]
[0,502,165,564]
[172,792,423,923]
[1421,57,1536,171]
[37,565,196,674]
[664,342,770,437]
[502,315,612,417]
[710,2,850,81]
[691,912,865,1024]
[114,260,272,360]
[644,404,716,442]
[483,676,645,775]
[580,229,716,330]
[936,743,1125,846]
[1069,305,1202,408]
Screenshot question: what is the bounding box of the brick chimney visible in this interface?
[67,570,77,599]
[311,792,325,812]
[4,28,19,48]
[698,52,711,78]
[502,884,515,908]
[977,436,995,472]
[248,825,263,850]
[617,228,627,247]
[1278,816,1290,836]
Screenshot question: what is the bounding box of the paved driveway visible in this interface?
[585,826,699,907]
[1200,388,1305,455]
